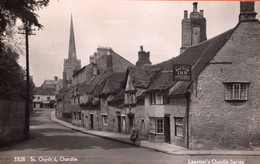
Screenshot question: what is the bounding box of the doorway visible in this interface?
[117,116,121,133]
[128,114,135,134]
[164,114,171,143]
[90,114,94,130]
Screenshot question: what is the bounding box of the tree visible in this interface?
[0,47,35,100]
[0,0,49,51]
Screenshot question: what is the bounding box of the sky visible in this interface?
[17,0,260,87]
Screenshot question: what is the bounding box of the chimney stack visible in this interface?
[180,2,207,53]
[140,46,144,51]
[106,53,113,72]
[239,1,257,22]
[89,55,95,64]
[92,62,98,76]
[136,46,152,69]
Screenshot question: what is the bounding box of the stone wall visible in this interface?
[189,21,260,150]
[0,100,26,146]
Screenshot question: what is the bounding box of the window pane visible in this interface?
[156,118,164,134]
[224,83,249,101]
[176,126,183,137]
[149,118,155,133]
[175,117,184,137]
[226,84,232,100]
[240,84,247,100]
[234,84,240,100]
[156,92,163,104]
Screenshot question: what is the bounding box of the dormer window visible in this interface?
[124,92,136,105]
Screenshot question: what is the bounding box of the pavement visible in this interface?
[51,111,260,156]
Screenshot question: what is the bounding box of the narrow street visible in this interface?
[0,108,259,164]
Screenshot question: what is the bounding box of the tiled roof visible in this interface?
[77,70,111,95]
[107,88,125,106]
[148,28,234,93]
[43,79,62,85]
[94,72,126,96]
[127,66,160,89]
[34,87,56,95]
[101,72,126,95]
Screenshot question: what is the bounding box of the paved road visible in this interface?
[0,108,259,164]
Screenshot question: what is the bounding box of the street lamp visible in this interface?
[18,22,35,138]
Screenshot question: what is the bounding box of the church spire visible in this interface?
[68,14,77,59]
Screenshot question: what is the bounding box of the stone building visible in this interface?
[144,1,260,149]
[96,1,260,150]
[180,1,260,150]
[94,72,126,133]
[56,2,260,150]
[64,48,134,127]
[72,47,133,86]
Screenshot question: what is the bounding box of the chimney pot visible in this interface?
[200,10,204,18]
[184,10,188,19]
[193,2,198,12]
[140,46,143,51]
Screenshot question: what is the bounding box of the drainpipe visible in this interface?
[185,90,191,149]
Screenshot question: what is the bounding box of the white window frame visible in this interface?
[175,117,184,137]
[224,82,249,101]
[149,117,164,134]
[150,91,164,105]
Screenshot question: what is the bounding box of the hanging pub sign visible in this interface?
[173,64,191,81]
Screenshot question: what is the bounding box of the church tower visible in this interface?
[63,15,81,88]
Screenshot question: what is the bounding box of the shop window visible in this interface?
[150,91,163,105]
[175,117,184,137]
[224,83,249,101]
[149,117,164,134]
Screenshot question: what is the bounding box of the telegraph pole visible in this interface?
[18,23,35,138]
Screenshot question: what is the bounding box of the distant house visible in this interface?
[33,76,62,109]
[33,87,56,108]
[42,76,63,94]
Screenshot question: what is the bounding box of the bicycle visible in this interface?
[130,129,140,146]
